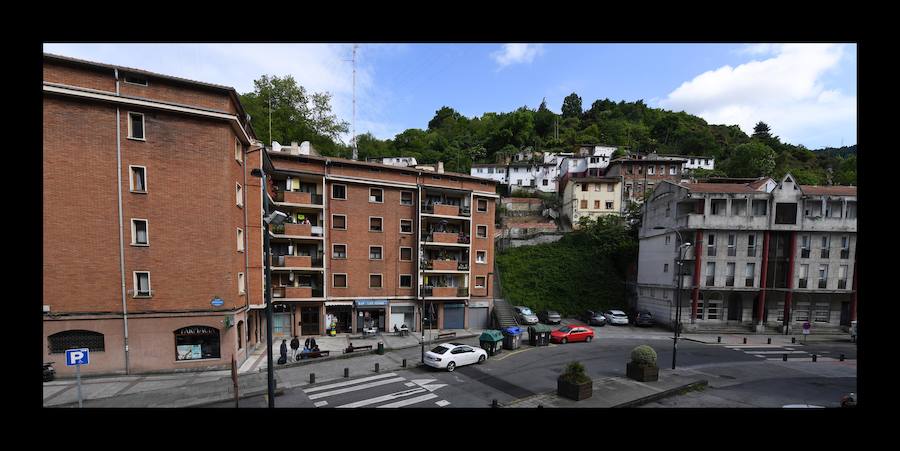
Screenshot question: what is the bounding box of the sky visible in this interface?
[43,43,857,149]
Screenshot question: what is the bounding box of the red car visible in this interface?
[550,325,595,344]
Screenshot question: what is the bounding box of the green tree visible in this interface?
[727,142,777,178]
[561,92,583,119]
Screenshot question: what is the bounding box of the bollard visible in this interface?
[402,358,407,368]
[491,399,498,408]
[767,338,772,345]
[310,373,315,384]
[840,354,845,362]
[344,368,349,378]
[375,363,380,372]
[812,354,817,362]
[743,337,747,344]
[783,354,788,361]
[717,336,721,343]
[792,337,796,344]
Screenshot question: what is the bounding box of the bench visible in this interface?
[298,350,330,360]
[343,345,373,354]
[438,332,456,339]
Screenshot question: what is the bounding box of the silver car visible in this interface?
[514,306,539,325]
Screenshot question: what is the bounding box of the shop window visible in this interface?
[48,330,105,354]
[174,326,221,361]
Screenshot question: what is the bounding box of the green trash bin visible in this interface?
[479,330,504,356]
[377,342,385,355]
[530,324,553,346]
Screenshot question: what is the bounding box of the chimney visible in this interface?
[437,161,444,174]
[300,141,311,155]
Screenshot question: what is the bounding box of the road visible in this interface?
[208,321,855,408]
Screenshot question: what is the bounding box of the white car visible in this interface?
[604,310,630,325]
[424,343,488,372]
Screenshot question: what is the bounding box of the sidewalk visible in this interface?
[504,370,708,408]
[45,328,482,408]
[680,333,851,346]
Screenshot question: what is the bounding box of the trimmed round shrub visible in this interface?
[630,345,658,366]
[561,361,591,384]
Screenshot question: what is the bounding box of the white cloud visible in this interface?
[491,44,544,68]
[661,44,856,147]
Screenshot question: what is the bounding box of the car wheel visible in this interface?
[561,338,567,344]
[586,336,592,343]
[478,355,486,364]
[446,362,456,372]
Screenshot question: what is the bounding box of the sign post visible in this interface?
[65,348,90,408]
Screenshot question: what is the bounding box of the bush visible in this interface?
[560,361,591,384]
[630,345,657,367]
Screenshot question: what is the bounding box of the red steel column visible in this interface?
[783,232,797,332]
[692,230,702,322]
[851,258,858,321]
[758,231,771,325]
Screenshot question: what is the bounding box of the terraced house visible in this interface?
[637,174,857,333]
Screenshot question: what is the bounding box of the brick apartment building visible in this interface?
[604,154,688,206]
[262,148,499,340]
[43,53,263,376]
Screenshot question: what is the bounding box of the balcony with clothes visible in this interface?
[272,272,324,299]
[421,188,471,217]
[421,248,470,273]
[422,217,471,246]
[271,242,324,270]
[269,173,324,207]
[270,211,325,240]
[421,274,469,298]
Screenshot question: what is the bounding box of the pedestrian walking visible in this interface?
[290,336,300,361]
[279,339,288,365]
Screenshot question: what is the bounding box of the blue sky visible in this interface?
[43,43,857,149]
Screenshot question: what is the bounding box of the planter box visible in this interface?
[433,204,460,217]
[283,191,312,205]
[283,255,312,268]
[432,232,459,244]
[626,362,659,382]
[431,260,459,271]
[557,376,593,401]
[283,223,312,237]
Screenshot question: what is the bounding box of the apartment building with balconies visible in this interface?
[636,174,857,333]
[42,54,262,376]
[264,148,499,339]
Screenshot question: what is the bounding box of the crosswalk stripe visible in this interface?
[435,400,451,407]
[308,377,406,400]
[303,373,399,393]
[748,350,808,355]
[726,345,790,349]
[314,401,328,407]
[377,393,439,408]
[336,388,427,408]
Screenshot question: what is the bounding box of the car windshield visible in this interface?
[559,327,571,333]
[521,308,533,315]
[548,311,559,316]
[430,346,449,355]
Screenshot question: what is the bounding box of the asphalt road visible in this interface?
[211,322,829,408]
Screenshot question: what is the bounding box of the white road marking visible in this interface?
[314,401,328,407]
[404,382,416,387]
[726,345,790,349]
[410,379,437,386]
[336,388,426,408]
[303,373,399,393]
[377,393,439,408]
[753,355,765,358]
[748,350,808,354]
[307,377,406,400]
[435,400,451,407]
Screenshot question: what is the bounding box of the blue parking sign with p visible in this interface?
[66,348,90,366]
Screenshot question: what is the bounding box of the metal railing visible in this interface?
[460,205,471,216]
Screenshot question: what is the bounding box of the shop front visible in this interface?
[469,301,491,329]
[389,303,417,332]
[444,302,465,329]
[422,300,440,330]
[272,303,293,339]
[355,300,388,333]
[326,301,354,335]
[300,304,322,336]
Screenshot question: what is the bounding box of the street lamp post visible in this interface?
[654,226,691,370]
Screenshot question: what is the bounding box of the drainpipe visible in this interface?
[114,68,130,374]
[241,143,250,358]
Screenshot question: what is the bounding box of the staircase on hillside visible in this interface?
[492,298,520,330]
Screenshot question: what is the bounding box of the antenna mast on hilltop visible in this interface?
[352,44,358,160]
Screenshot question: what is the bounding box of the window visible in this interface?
[48,330,105,354]
[369,274,383,288]
[543,179,549,186]
[695,302,704,320]
[648,166,655,175]
[131,219,149,245]
[400,247,412,261]
[369,217,383,232]
[401,191,413,205]
[235,138,242,163]
[664,264,669,273]
[594,184,602,192]
[801,235,810,258]
[818,265,829,289]
[331,184,347,200]
[475,276,486,288]
[333,274,347,288]
[605,201,614,210]
[476,199,487,213]
[706,302,721,320]
[236,183,243,207]
[369,188,383,203]
[238,273,245,294]
[127,112,145,140]
[332,244,347,259]
[775,203,798,224]
[670,165,677,175]
[400,275,413,288]
[581,184,588,192]
[813,303,830,323]
[237,228,244,252]
[840,236,850,259]
[477,251,487,264]
[727,234,736,256]
[594,200,601,209]
[707,234,716,256]
[752,199,768,216]
[846,201,857,219]
[794,303,810,322]
[726,262,735,287]
[608,183,614,192]
[745,263,755,287]
[747,234,756,257]
[175,326,220,361]
[580,199,588,209]
[838,265,849,289]
[820,235,830,258]
[706,262,716,286]
[332,214,347,230]
[711,199,726,215]
[798,264,809,288]
[369,246,383,260]
[476,225,488,238]
[665,235,671,245]
[400,219,412,234]
[130,166,147,192]
[124,74,148,86]
[134,271,151,297]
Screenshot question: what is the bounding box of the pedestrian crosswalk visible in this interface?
[723,344,835,361]
[301,372,451,408]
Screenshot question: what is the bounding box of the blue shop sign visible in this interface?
[211,297,224,307]
[355,300,389,307]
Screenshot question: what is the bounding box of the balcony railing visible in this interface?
[425,232,470,244]
[420,285,469,297]
[275,190,324,205]
[271,223,324,237]
[273,286,324,298]
[422,203,467,217]
[460,205,471,216]
[272,254,324,268]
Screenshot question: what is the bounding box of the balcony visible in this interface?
[422,259,470,271]
[426,232,470,245]
[272,254,324,268]
[421,285,469,297]
[680,213,769,231]
[275,190,324,206]
[273,286,324,299]
[272,223,324,237]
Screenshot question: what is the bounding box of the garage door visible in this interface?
[469,307,489,329]
[444,303,465,329]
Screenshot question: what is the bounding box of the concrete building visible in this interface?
[671,155,715,172]
[43,53,262,376]
[636,174,857,333]
[470,151,571,194]
[560,176,623,228]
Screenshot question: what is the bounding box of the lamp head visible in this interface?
[265,210,288,226]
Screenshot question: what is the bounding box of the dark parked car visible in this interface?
[634,310,654,327]
[538,310,561,324]
[582,310,607,326]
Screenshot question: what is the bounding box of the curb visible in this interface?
[611,380,709,408]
